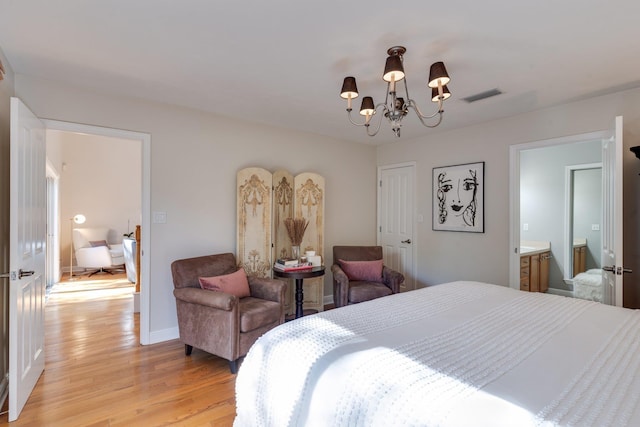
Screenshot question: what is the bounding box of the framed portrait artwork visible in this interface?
[432,161,484,233]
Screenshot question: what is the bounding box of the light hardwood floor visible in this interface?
[1,274,237,426]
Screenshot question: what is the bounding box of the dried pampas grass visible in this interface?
[284,217,309,245]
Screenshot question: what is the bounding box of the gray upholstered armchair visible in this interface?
[171,253,286,373]
[331,246,405,308]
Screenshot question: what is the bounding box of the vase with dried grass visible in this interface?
[284,217,309,261]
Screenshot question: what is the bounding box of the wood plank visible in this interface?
[0,274,237,426]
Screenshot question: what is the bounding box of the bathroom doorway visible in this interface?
[508,127,618,302]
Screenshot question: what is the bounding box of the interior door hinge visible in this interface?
[379,180,382,187]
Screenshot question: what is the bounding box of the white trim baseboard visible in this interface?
[149,327,179,345]
[547,288,574,298]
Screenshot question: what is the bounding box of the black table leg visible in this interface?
[295,278,304,319]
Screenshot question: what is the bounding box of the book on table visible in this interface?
[273,262,313,272]
[275,258,298,266]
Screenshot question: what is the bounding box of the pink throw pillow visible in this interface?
[338,259,383,282]
[199,268,251,298]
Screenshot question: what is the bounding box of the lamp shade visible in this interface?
[340,76,359,99]
[431,85,451,102]
[428,61,450,88]
[382,55,405,82]
[359,96,375,116]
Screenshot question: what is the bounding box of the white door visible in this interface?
[601,116,628,306]
[378,164,415,292]
[8,97,47,421]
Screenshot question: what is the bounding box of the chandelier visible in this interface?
[340,46,451,138]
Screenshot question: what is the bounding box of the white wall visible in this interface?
[47,130,142,269]
[15,74,378,338]
[377,86,640,307]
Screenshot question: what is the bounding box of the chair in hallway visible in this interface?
[73,228,124,276]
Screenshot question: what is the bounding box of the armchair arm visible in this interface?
[173,287,236,311]
[247,276,286,303]
[331,264,350,307]
[382,265,405,293]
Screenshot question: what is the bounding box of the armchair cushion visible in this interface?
[239,297,281,332]
[348,281,393,304]
[338,259,383,282]
[199,267,251,298]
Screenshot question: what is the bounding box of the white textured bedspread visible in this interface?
[234,281,640,426]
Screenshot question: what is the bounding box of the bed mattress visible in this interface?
[234,281,640,426]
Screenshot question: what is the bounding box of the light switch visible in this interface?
[417,214,424,223]
[592,224,600,231]
[523,223,529,231]
[153,211,167,224]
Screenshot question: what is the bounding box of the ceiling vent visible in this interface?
[462,88,502,103]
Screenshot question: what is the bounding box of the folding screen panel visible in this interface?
[237,167,325,316]
[236,167,272,278]
[294,172,325,313]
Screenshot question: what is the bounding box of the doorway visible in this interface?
[43,119,151,344]
[509,130,610,297]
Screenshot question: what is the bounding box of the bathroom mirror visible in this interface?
[565,164,602,280]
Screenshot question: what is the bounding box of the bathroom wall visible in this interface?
[520,140,602,288]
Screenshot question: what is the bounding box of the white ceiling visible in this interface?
[1,0,639,145]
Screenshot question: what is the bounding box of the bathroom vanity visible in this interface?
[573,238,587,276]
[520,241,551,293]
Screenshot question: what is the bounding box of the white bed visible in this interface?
[234,281,640,426]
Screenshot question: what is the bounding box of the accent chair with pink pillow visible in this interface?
[171,252,286,374]
[331,246,405,308]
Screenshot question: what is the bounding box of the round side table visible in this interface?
[273,266,325,319]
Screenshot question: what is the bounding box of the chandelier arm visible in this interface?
[346,109,369,127]
[365,104,386,137]
[408,98,442,119]
[408,102,444,128]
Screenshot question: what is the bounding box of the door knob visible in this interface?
[603,265,615,273]
[19,269,34,279]
[401,239,412,244]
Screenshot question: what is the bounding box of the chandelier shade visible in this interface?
[431,85,451,102]
[382,54,405,83]
[428,61,450,88]
[340,46,451,137]
[340,76,359,99]
[359,96,375,116]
